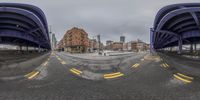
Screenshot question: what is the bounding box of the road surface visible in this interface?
[0,51,200,100]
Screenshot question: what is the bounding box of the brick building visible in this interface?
[57,39,64,51]
[62,27,89,53]
[111,42,123,51]
[127,40,149,52]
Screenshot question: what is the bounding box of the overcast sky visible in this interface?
[1,0,200,44]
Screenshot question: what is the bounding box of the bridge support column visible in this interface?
[194,43,197,53]
[19,45,22,52]
[26,45,28,52]
[38,45,41,53]
[190,43,193,53]
[150,28,155,54]
[170,47,172,52]
[178,37,182,54]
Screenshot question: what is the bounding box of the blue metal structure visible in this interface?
[151,3,200,54]
[0,3,50,49]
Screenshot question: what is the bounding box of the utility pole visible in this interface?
[49,25,52,50]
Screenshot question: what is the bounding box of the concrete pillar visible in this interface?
[190,43,193,53]
[178,37,182,54]
[170,47,172,52]
[194,43,197,53]
[150,28,155,54]
[26,45,28,51]
[38,45,41,53]
[19,45,22,52]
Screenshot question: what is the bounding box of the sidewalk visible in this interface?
[60,52,136,60]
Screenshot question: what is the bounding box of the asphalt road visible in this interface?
[0,51,200,100]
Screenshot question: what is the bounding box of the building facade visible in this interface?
[105,40,113,50]
[111,42,123,51]
[51,33,57,50]
[89,39,98,52]
[59,27,89,53]
[127,40,149,52]
[57,38,64,51]
[120,36,125,43]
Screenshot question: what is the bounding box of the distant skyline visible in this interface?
[1,0,200,44]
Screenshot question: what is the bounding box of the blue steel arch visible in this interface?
[151,3,200,53]
[0,3,50,49]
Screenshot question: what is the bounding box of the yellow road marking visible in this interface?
[70,69,81,75]
[177,73,194,80]
[25,71,40,79]
[72,68,82,73]
[173,74,192,83]
[70,68,82,75]
[164,63,169,67]
[161,63,169,68]
[61,61,66,65]
[104,73,124,79]
[162,64,167,68]
[104,72,124,79]
[25,71,37,77]
[57,57,62,61]
[104,72,121,77]
[132,63,140,68]
[43,61,48,66]
[56,57,67,65]
[28,71,40,79]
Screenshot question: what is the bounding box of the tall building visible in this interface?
[105,40,113,50]
[51,33,57,50]
[89,39,98,52]
[106,40,113,46]
[120,36,125,43]
[63,27,89,53]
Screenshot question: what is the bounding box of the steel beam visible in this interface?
[190,12,200,30]
[173,21,196,31]
[156,7,200,31]
[178,36,182,54]
[0,7,48,40]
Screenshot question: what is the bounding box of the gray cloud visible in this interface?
[1,0,200,44]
